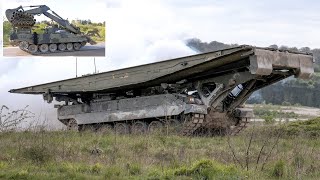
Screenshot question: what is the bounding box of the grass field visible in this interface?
[0,120,319,180]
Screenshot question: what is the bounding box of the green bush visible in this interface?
[0,162,8,169]
[127,163,141,175]
[284,117,320,137]
[272,160,285,178]
[147,169,162,180]
[91,163,102,174]
[104,166,122,179]
[174,159,241,179]
[263,115,276,124]
[253,106,298,121]
[22,146,51,164]
[9,170,29,179]
[282,101,291,106]
[3,21,11,46]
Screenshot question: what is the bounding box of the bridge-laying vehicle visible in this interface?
[5,5,96,54]
[9,46,314,135]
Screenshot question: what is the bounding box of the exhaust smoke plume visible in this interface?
[0,0,198,129]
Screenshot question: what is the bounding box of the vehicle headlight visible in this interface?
[187,96,195,104]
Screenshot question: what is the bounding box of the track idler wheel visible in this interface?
[19,41,28,50]
[115,123,130,135]
[28,44,38,53]
[131,121,148,135]
[73,43,81,50]
[67,119,78,131]
[148,121,164,134]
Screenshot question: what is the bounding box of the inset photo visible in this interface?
[3,0,106,57]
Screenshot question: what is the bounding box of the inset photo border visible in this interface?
[2,0,106,57]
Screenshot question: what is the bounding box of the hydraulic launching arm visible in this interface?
[6,5,81,34]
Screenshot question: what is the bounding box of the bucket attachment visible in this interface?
[85,35,97,45]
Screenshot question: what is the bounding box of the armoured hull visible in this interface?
[10,46,314,135]
[57,94,207,125]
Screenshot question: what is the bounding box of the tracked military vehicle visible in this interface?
[10,46,314,135]
[5,5,96,54]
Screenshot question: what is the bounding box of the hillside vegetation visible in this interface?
[284,117,320,137]
[0,119,319,179]
[3,20,105,46]
[3,21,11,46]
[259,73,320,108]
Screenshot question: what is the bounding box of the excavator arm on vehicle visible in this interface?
[6,5,81,34]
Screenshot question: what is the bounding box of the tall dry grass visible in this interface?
[0,124,319,179]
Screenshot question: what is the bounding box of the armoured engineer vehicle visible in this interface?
[10,46,314,136]
[5,5,96,54]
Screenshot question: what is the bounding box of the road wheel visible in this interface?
[19,41,28,50]
[58,43,66,51]
[73,42,81,50]
[67,119,78,131]
[115,123,130,135]
[148,121,163,134]
[49,44,57,52]
[28,44,38,53]
[132,121,148,135]
[66,43,73,51]
[97,124,114,134]
[39,44,49,53]
[79,124,96,132]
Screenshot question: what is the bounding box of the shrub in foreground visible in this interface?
[284,117,320,137]
[174,159,241,179]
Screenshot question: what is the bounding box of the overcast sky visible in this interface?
[0,0,319,128]
[106,0,320,48]
[1,0,107,23]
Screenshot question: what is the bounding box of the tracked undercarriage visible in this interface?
[16,38,89,55]
[9,46,314,136]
